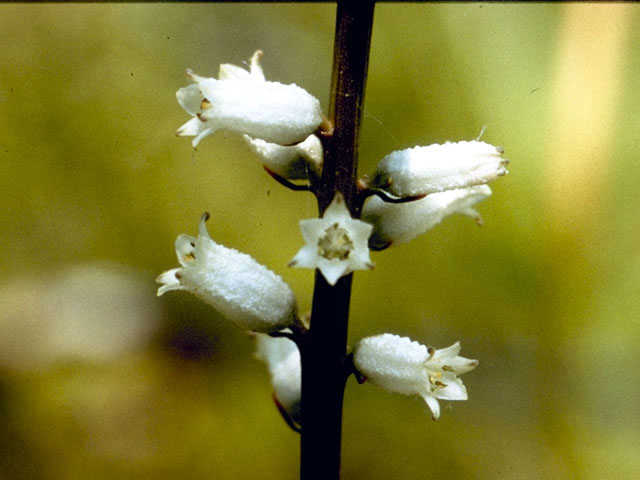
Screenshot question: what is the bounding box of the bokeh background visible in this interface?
[1,3,639,479]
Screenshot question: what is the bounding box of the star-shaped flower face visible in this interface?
[353,333,478,420]
[289,192,374,286]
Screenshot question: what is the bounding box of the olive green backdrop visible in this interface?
[1,3,639,479]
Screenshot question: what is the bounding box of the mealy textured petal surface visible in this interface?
[254,332,301,415]
[362,185,492,249]
[373,141,508,197]
[353,333,477,420]
[157,216,297,333]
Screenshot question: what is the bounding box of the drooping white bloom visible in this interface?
[362,185,492,249]
[176,50,323,148]
[372,141,508,197]
[157,213,297,333]
[243,133,323,180]
[289,192,374,286]
[353,333,478,420]
[254,331,301,425]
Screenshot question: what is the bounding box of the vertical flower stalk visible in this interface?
[300,1,375,479]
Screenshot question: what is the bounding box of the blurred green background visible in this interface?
[1,3,639,479]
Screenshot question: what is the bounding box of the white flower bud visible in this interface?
[254,331,301,424]
[157,214,297,333]
[362,185,492,249]
[176,50,323,148]
[243,134,323,180]
[289,192,374,286]
[372,141,508,197]
[353,333,478,420]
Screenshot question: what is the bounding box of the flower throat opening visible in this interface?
[318,223,354,260]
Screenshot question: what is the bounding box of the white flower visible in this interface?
[176,50,323,148]
[157,213,297,333]
[372,141,508,197]
[254,331,301,425]
[353,333,478,420]
[289,192,374,286]
[362,185,492,249]
[243,133,323,180]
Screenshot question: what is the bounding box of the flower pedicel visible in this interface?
[362,185,492,250]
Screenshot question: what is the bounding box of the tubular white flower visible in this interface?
[243,133,323,180]
[254,331,301,424]
[353,333,478,420]
[176,50,323,148]
[157,213,297,333]
[289,192,374,286]
[372,141,508,197]
[362,185,492,249]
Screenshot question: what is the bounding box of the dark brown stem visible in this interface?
[300,1,375,479]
